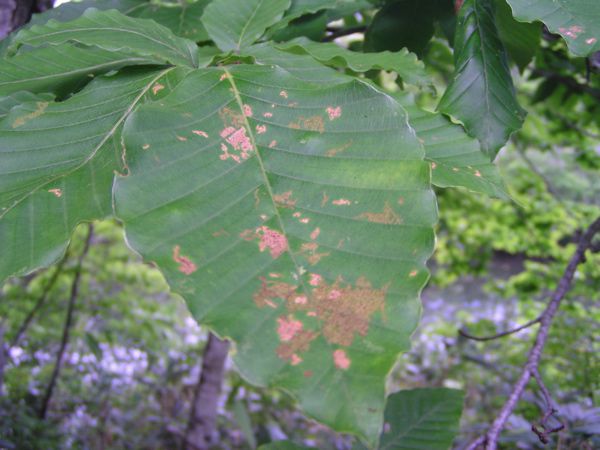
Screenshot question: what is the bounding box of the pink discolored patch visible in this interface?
[293,212,301,218]
[333,349,350,370]
[243,104,253,117]
[263,112,273,118]
[309,273,322,286]
[142,144,150,150]
[474,170,482,177]
[409,270,418,277]
[256,124,267,134]
[192,130,208,138]
[277,316,303,342]
[431,162,437,169]
[172,245,197,275]
[310,227,320,240]
[257,226,288,259]
[219,126,253,162]
[152,83,164,95]
[290,354,302,365]
[328,289,342,300]
[307,311,317,317]
[219,72,227,81]
[176,135,187,142]
[268,140,277,148]
[586,37,597,45]
[269,272,282,278]
[48,188,62,198]
[559,25,584,39]
[294,295,307,305]
[332,198,351,206]
[279,90,288,99]
[300,218,310,224]
[326,106,342,121]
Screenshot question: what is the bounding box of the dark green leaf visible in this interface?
[201,0,291,52]
[505,0,600,57]
[274,38,428,86]
[364,0,436,56]
[8,9,199,68]
[114,65,436,445]
[379,388,464,450]
[438,0,526,159]
[0,45,165,97]
[494,0,541,71]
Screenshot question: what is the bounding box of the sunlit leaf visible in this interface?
[438,0,526,159]
[114,65,436,445]
[201,0,291,52]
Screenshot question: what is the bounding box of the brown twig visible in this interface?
[459,317,541,341]
[467,215,600,450]
[38,224,93,419]
[9,254,68,349]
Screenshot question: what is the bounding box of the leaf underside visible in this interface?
[438,0,525,159]
[114,64,436,445]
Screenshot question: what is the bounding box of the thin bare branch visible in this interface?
[9,254,69,349]
[467,215,600,450]
[459,317,541,341]
[38,224,93,420]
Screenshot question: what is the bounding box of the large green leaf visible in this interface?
[114,65,436,445]
[379,388,464,450]
[0,67,189,281]
[274,38,428,87]
[398,99,509,198]
[0,44,164,97]
[7,9,199,68]
[201,0,291,52]
[494,0,541,71]
[438,0,526,159]
[505,0,600,57]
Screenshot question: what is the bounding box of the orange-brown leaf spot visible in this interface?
[277,316,303,341]
[273,191,296,208]
[332,198,351,206]
[310,227,320,240]
[288,116,324,133]
[356,202,402,225]
[253,277,297,308]
[192,130,208,138]
[290,276,387,346]
[240,226,288,259]
[276,329,317,363]
[172,245,197,275]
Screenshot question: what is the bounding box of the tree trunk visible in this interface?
[184,333,230,450]
[0,0,54,39]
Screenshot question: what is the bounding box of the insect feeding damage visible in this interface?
[253,272,388,370]
[172,245,197,275]
[12,101,49,128]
